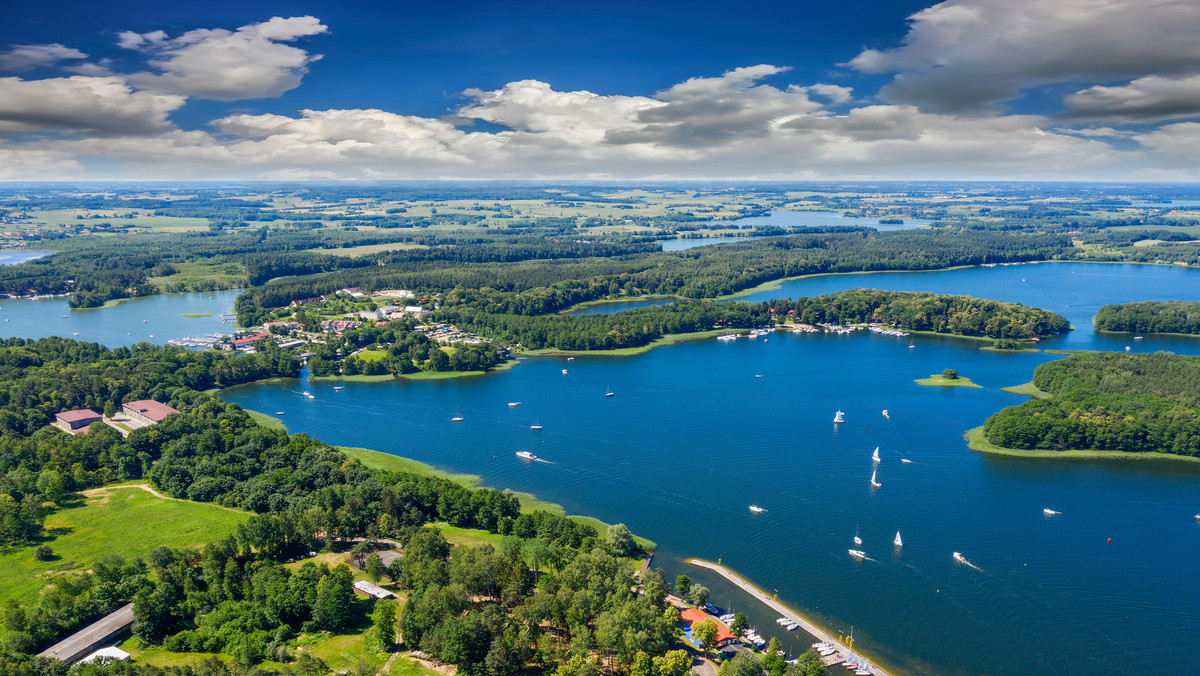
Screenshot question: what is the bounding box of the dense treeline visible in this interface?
[790,289,1070,338]
[1094,301,1200,335]
[433,290,1068,351]
[237,230,1073,324]
[983,352,1200,456]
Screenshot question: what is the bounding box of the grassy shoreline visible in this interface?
[964,426,1200,463]
[518,329,736,357]
[1000,382,1051,398]
[915,373,982,388]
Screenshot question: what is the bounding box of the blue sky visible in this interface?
[2,0,1199,180]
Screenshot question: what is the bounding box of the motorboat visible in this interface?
[834,410,845,423]
[516,451,538,460]
[1043,508,1060,515]
[562,369,568,374]
[509,402,521,407]
[901,458,913,463]
[567,357,574,361]
[333,386,344,390]
[953,552,966,564]
[304,392,314,399]
[749,505,766,513]
[848,549,867,559]
[882,409,889,418]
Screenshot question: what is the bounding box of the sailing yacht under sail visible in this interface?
[834,410,845,423]
[872,447,880,462]
[870,468,881,488]
[894,531,903,547]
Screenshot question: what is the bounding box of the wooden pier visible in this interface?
[688,559,893,676]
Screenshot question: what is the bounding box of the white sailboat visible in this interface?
[605,384,614,397]
[853,525,862,546]
[451,408,463,422]
[872,446,880,463]
[882,409,889,418]
[834,410,845,423]
[530,418,543,430]
[870,468,881,488]
[894,531,903,547]
[508,401,521,407]
[1043,508,1060,515]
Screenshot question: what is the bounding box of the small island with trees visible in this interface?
[916,369,982,388]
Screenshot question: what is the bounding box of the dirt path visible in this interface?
[82,483,247,514]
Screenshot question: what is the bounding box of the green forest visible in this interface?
[1094,301,1200,335]
[982,352,1200,456]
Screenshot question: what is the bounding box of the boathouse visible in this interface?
[122,400,179,426]
[37,603,134,664]
[55,409,103,433]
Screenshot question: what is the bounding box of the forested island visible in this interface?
[1094,301,1200,335]
[981,352,1200,457]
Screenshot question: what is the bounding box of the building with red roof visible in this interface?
[122,400,179,426]
[55,409,102,433]
[679,608,740,647]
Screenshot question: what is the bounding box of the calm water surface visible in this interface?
[658,211,929,251]
[0,250,52,265]
[0,289,239,346]
[219,263,1200,676]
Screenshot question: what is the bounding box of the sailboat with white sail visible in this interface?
[870,468,881,488]
[894,531,903,547]
[853,525,862,546]
[872,446,880,463]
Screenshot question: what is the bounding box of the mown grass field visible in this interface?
[1,486,248,606]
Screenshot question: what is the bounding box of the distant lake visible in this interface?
[221,261,1200,676]
[1134,200,1200,208]
[0,289,240,347]
[658,210,929,251]
[0,250,51,265]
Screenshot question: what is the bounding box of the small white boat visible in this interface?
[855,663,871,675]
[508,401,521,407]
[882,409,889,418]
[854,525,862,546]
[605,384,614,397]
[516,451,538,460]
[567,357,574,361]
[848,549,867,559]
[870,468,881,488]
[872,446,880,462]
[953,552,966,564]
[1134,336,1143,340]
[901,458,913,463]
[303,392,314,399]
[275,411,285,415]
[834,410,845,423]
[819,648,836,656]
[1125,346,1131,351]
[451,415,463,422]
[749,505,766,513]
[142,320,147,323]
[894,531,903,547]
[530,420,543,430]
[562,369,568,374]
[776,618,789,625]
[1043,508,1060,515]
[333,386,344,390]
[784,622,797,631]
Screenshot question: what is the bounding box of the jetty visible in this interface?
[689,559,893,676]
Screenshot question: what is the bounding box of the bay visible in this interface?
[0,289,240,347]
[217,262,1200,676]
[0,250,52,265]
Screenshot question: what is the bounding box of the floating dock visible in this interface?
[689,559,893,676]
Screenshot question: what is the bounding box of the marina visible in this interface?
[690,560,893,676]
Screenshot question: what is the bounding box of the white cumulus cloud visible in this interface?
[1064,75,1200,122]
[0,76,186,135]
[119,16,327,100]
[0,43,87,71]
[847,0,1200,113]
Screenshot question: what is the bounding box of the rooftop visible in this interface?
[56,409,101,423]
[38,603,134,663]
[123,399,180,422]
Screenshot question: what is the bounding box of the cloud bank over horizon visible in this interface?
[2,2,1200,181]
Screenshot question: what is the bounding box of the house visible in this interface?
[55,409,103,433]
[376,289,415,299]
[404,305,429,318]
[232,332,270,348]
[38,603,135,664]
[339,287,366,298]
[289,295,326,308]
[122,400,180,426]
[680,608,740,647]
[352,580,396,600]
[263,321,299,331]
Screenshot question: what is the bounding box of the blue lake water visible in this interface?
[0,289,240,346]
[216,262,1200,676]
[659,211,929,251]
[0,250,52,265]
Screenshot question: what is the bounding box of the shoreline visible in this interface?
[964,426,1200,463]
[689,559,894,676]
[914,374,982,388]
[241,408,657,549]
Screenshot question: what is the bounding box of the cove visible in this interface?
[220,262,1200,676]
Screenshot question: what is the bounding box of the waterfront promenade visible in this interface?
[688,559,893,676]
